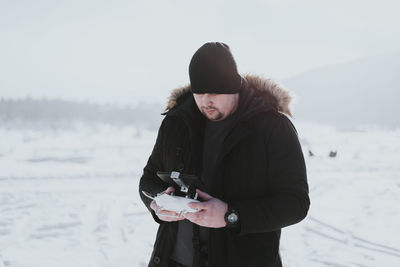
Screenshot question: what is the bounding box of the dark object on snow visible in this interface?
[329,151,337,157]
[308,150,314,157]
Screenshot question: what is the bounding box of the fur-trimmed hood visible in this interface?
[165,74,293,117]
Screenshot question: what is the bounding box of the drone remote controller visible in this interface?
[142,171,204,217]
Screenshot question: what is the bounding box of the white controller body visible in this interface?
[154,194,199,213]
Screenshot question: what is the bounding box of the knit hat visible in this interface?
[189,42,242,94]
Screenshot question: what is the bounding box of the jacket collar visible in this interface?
[164,74,293,117]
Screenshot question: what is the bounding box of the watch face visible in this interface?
[228,212,238,223]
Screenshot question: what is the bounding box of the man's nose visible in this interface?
[203,94,213,105]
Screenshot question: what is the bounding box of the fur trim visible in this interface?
[165,74,293,117]
[166,84,191,111]
[243,74,292,117]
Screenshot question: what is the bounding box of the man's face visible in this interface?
[193,93,239,122]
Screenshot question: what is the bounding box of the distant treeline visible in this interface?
[0,98,164,129]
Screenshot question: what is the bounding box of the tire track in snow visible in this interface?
[306,216,400,258]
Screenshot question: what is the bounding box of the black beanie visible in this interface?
[189,42,242,94]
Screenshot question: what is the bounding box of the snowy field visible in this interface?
[0,122,399,267]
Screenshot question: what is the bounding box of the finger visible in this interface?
[196,189,213,201]
[183,209,205,219]
[157,209,179,217]
[151,201,183,222]
[150,200,159,211]
[184,211,207,226]
[157,210,180,221]
[159,210,183,217]
[165,186,175,195]
[188,201,209,210]
[183,211,197,221]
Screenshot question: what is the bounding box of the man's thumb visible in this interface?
[196,189,213,201]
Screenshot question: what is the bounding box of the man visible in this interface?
[139,42,310,267]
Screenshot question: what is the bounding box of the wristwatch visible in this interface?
[224,205,240,228]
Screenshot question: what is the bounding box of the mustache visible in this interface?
[202,106,218,110]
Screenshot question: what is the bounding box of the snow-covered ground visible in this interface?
[0,122,399,267]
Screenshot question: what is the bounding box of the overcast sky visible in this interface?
[1,0,400,105]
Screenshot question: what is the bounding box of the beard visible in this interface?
[201,106,224,121]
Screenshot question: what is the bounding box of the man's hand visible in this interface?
[150,186,184,222]
[183,189,228,228]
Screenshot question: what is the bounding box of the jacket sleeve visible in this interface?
[138,119,169,224]
[232,114,310,235]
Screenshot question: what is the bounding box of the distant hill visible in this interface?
[284,52,400,129]
[0,98,164,130]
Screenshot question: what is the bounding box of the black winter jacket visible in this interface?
[139,75,310,267]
